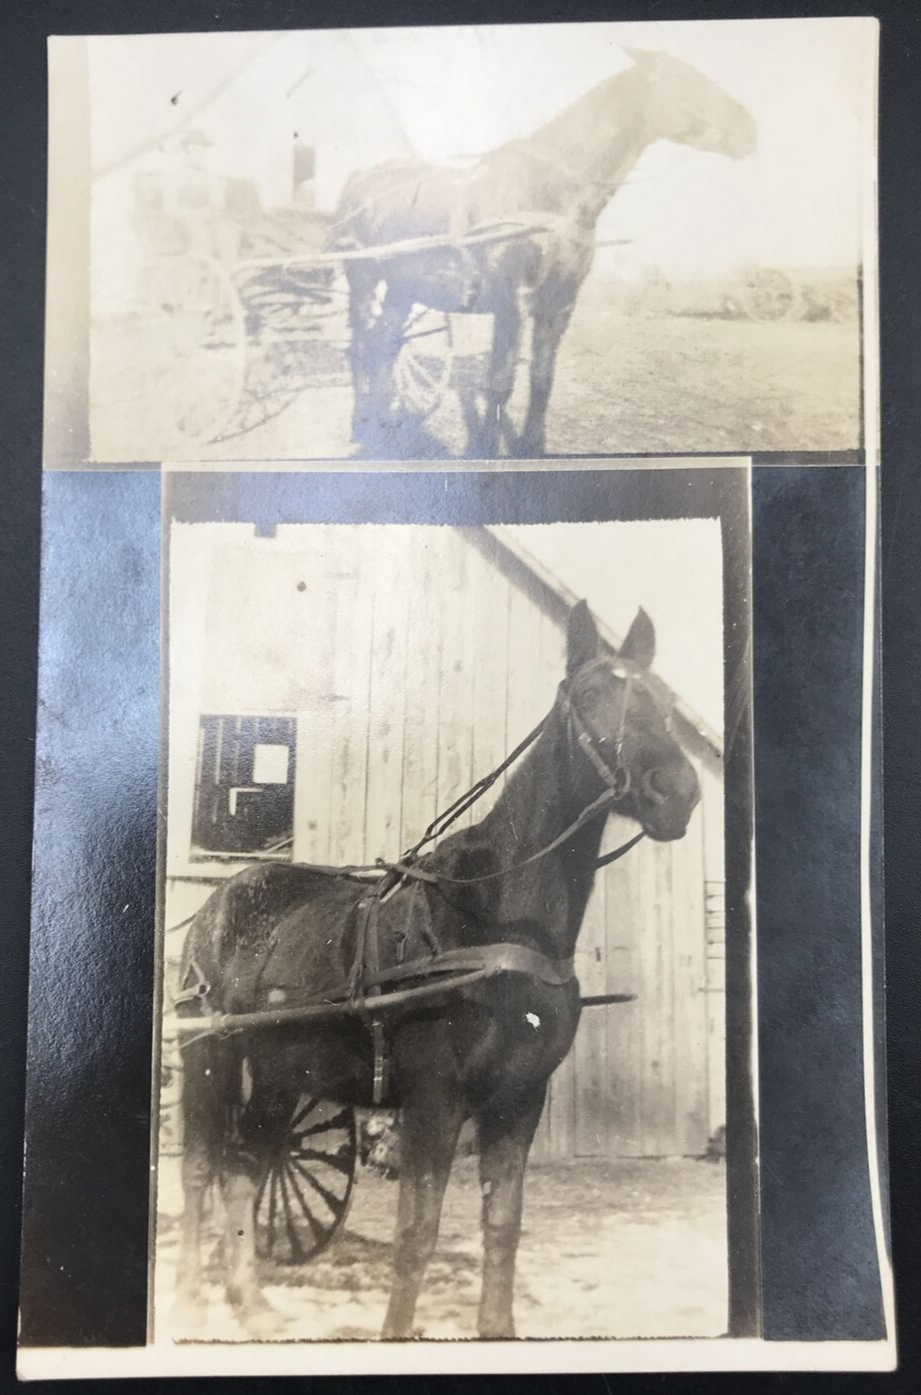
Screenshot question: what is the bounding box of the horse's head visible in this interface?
[626,47,758,161]
[563,600,700,842]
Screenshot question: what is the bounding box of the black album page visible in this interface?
[19,16,891,1379]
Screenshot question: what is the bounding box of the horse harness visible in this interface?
[176,656,668,1103]
[343,655,662,1102]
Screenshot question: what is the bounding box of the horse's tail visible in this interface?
[177,879,234,1005]
[171,892,233,1198]
[178,1011,238,1172]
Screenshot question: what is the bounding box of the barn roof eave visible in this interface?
[466,525,726,768]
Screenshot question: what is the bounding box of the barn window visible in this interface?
[192,714,296,859]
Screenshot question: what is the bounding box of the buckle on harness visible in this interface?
[371,1019,389,1106]
[174,955,211,1010]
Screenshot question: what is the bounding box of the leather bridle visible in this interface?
[371,655,676,892]
[556,654,674,806]
[558,658,636,802]
[173,656,672,1088]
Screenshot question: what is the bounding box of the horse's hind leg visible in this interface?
[346,264,381,447]
[469,297,522,458]
[381,1094,464,1339]
[174,1035,223,1329]
[221,1062,297,1338]
[519,308,572,458]
[365,288,411,453]
[475,1083,547,1339]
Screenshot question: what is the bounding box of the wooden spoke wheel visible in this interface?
[741,266,796,322]
[255,1097,358,1266]
[392,308,454,421]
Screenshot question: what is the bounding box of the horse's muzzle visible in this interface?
[727,112,758,160]
[637,761,701,841]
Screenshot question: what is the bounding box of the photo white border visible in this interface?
[19,1334,896,1381]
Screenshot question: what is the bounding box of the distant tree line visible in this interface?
[607,264,860,323]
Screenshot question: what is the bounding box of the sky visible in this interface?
[497,520,724,735]
[82,17,875,280]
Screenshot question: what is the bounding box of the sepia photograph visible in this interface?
[152,468,754,1351]
[45,17,876,465]
[14,2,898,1379]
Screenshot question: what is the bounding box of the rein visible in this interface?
[387,657,654,889]
[172,661,657,1083]
[350,666,651,1099]
[381,791,642,890]
[293,657,656,893]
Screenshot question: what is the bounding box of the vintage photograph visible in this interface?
[46,17,875,465]
[153,474,750,1348]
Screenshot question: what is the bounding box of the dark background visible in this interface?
[2,1,919,1392]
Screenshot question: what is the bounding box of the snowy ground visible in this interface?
[154,1152,727,1345]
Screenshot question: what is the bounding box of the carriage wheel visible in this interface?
[132,253,247,448]
[392,309,454,422]
[255,1096,358,1266]
[741,267,796,322]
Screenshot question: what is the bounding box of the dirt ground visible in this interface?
[154,1152,727,1344]
[92,289,861,463]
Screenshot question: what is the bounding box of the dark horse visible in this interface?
[334,48,756,457]
[174,601,700,1338]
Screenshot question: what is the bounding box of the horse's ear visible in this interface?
[620,608,656,670]
[567,600,599,677]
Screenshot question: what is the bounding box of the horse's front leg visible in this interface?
[381,1096,464,1339]
[362,289,411,453]
[469,298,522,458]
[476,1083,547,1339]
[346,265,384,448]
[520,307,573,458]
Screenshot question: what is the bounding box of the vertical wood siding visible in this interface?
[173,525,721,1159]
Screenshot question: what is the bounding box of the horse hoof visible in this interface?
[478,1313,516,1339]
[173,1290,208,1332]
[467,436,499,461]
[238,1300,288,1340]
[229,1287,287,1339]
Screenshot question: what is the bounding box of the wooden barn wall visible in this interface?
[167,524,722,1160]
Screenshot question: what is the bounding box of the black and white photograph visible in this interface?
[46,17,876,465]
[151,467,754,1356]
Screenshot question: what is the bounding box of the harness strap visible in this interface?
[169,941,579,1046]
[595,829,646,870]
[364,942,576,991]
[379,786,618,889]
[350,894,390,1103]
[557,669,634,799]
[246,941,576,1017]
